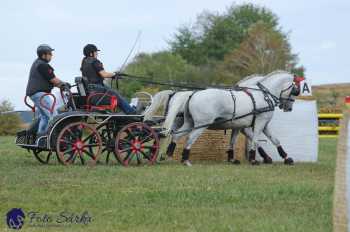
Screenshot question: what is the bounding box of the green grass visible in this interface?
[0,136,337,232]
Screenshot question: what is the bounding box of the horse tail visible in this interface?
[143,90,174,121]
[163,91,193,135]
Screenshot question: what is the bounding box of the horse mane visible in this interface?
[266,70,292,78]
[258,70,293,83]
[236,73,263,85]
[235,70,292,87]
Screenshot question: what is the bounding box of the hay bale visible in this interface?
[167,130,246,161]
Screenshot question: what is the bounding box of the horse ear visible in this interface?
[293,75,305,86]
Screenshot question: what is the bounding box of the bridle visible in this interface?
[279,83,300,102]
[256,76,303,108]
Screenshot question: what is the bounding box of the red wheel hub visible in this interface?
[131,139,144,153]
[73,140,85,153]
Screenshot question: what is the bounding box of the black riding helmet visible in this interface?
[37,44,54,57]
[83,44,100,57]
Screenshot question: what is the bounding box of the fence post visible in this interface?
[333,111,349,231]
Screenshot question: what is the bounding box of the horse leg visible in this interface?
[165,116,189,160]
[227,129,240,164]
[181,127,207,166]
[165,131,189,160]
[263,125,294,165]
[249,118,268,165]
[242,128,272,164]
[166,139,177,158]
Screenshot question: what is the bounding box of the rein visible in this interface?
[117,73,234,90]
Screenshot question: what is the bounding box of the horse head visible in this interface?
[277,74,305,112]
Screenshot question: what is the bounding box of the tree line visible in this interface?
[119,3,305,97]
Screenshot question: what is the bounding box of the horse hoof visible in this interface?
[229,159,241,165]
[284,157,294,165]
[263,157,273,164]
[233,159,241,165]
[250,160,260,165]
[182,160,192,167]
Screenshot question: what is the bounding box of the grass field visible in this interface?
[0,136,337,232]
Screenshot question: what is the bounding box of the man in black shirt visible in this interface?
[26,44,69,135]
[80,44,137,114]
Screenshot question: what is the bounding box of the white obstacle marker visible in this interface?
[253,99,319,162]
[300,79,312,96]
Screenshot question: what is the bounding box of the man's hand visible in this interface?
[112,71,122,79]
[59,82,71,90]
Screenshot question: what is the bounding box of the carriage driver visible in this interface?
[26,44,70,136]
[80,44,138,114]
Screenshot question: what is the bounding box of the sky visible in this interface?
[0,0,349,110]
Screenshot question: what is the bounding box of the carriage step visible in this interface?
[15,131,48,149]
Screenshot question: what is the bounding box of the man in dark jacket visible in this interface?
[26,44,69,135]
[80,44,137,114]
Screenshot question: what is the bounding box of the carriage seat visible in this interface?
[75,76,89,97]
[74,76,118,112]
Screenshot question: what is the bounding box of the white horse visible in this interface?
[146,89,275,164]
[148,71,302,166]
[144,73,286,164]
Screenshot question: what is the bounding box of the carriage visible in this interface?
[15,76,162,166]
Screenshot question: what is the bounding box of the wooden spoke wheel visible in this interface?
[115,122,160,166]
[33,149,57,164]
[56,122,102,165]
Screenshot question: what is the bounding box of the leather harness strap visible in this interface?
[164,92,176,117]
[229,90,236,121]
[242,89,257,129]
[229,86,275,130]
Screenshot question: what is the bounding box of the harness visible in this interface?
[171,82,296,134]
[164,92,177,117]
[231,84,276,129]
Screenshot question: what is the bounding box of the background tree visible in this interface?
[0,100,21,135]
[121,3,304,91]
[169,3,280,66]
[218,22,297,81]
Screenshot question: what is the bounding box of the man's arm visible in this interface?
[50,77,64,87]
[37,63,64,87]
[92,59,116,78]
[98,70,116,78]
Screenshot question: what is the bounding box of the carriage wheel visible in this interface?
[115,122,160,166]
[89,128,118,165]
[56,122,102,165]
[101,129,119,165]
[33,149,56,164]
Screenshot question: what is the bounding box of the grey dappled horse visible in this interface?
[145,71,303,166]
